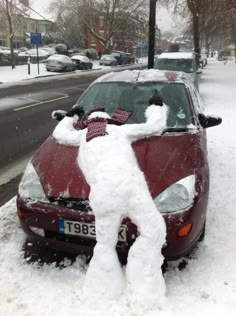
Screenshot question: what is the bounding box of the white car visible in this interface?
[45,54,76,72]
[18,49,50,58]
[154,52,202,90]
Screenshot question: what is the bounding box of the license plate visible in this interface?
[58,219,127,242]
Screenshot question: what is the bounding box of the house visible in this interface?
[86,13,148,54]
[0,12,53,49]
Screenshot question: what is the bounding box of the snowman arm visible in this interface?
[120,104,168,142]
[52,115,83,146]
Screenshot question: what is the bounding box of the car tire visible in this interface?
[199,221,206,242]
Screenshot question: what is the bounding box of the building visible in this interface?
[0,12,53,49]
[86,13,148,55]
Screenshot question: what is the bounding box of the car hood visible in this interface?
[32,133,205,199]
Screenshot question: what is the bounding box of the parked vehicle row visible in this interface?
[100,51,136,66]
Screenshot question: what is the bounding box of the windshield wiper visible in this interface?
[162,127,192,134]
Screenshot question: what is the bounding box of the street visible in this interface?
[0,73,101,205]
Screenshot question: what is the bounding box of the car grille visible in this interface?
[48,197,92,212]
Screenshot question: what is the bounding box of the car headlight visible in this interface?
[154,175,196,214]
[18,162,48,202]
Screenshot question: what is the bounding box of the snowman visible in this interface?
[52,95,168,308]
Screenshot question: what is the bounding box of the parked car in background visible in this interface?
[111,51,130,65]
[154,52,202,90]
[45,54,76,72]
[99,54,118,66]
[0,46,18,65]
[17,69,222,263]
[71,55,93,70]
[18,48,50,59]
[41,46,56,56]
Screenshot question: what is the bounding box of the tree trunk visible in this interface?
[148,0,156,69]
[5,0,15,69]
[192,11,200,68]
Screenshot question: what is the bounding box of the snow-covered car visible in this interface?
[99,54,118,66]
[18,48,50,58]
[45,54,76,72]
[71,55,93,70]
[17,69,222,262]
[154,52,202,90]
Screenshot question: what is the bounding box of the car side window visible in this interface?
[188,82,205,112]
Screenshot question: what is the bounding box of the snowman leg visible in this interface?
[83,210,124,301]
[126,190,167,308]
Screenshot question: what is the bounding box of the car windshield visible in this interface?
[78,82,193,128]
[154,58,194,73]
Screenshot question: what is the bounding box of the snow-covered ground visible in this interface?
[0,60,236,316]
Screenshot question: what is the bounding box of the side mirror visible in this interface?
[198,113,222,128]
[51,110,66,121]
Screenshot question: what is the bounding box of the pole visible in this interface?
[36,43,40,74]
[36,22,40,75]
[148,0,157,69]
[27,56,31,75]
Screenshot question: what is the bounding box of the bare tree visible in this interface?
[50,0,148,52]
[0,0,29,68]
[161,0,236,59]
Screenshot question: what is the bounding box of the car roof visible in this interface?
[93,69,193,85]
[48,54,71,61]
[71,55,89,62]
[158,52,195,59]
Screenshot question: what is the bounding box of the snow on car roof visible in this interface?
[47,54,72,62]
[158,52,195,59]
[71,55,90,62]
[94,69,191,85]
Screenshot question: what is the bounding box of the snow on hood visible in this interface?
[93,69,187,85]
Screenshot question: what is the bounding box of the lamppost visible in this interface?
[148,0,157,69]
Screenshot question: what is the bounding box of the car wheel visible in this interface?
[199,221,206,242]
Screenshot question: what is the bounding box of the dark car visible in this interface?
[111,51,130,65]
[17,69,221,262]
[71,55,93,70]
[45,54,76,72]
[99,54,118,66]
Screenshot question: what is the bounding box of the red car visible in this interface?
[17,70,221,262]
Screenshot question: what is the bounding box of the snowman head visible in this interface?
[87,105,111,120]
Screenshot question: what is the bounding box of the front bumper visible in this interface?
[17,196,207,261]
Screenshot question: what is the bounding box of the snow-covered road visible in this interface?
[0,60,236,316]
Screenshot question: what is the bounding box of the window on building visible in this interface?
[13,37,24,48]
[99,16,104,27]
[99,30,104,38]
[31,22,36,31]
